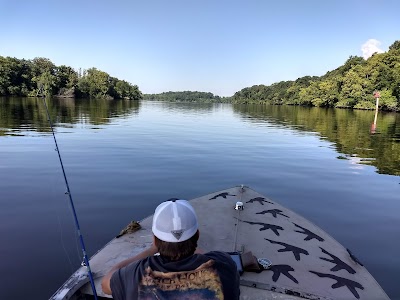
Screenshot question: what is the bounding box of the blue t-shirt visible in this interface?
[110,251,240,300]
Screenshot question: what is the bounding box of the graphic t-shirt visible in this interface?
[110,251,240,300]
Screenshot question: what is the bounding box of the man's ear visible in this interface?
[152,234,158,248]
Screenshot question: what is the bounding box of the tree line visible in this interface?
[233,40,400,111]
[2,40,399,109]
[0,56,142,100]
[143,91,231,102]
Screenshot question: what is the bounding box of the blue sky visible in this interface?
[0,0,399,96]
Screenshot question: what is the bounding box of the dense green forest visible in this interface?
[0,56,142,100]
[233,40,400,111]
[144,91,231,102]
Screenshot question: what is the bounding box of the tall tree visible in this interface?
[78,68,110,98]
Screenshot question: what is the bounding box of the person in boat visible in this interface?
[101,199,240,299]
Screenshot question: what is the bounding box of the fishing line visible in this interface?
[42,93,98,300]
[56,210,75,274]
[48,153,75,273]
[62,184,89,265]
[52,170,85,268]
[65,192,88,265]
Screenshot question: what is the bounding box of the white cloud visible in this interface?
[361,39,384,59]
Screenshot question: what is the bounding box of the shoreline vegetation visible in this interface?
[1,40,399,111]
[0,57,142,100]
[143,91,231,103]
[232,40,400,111]
[145,41,400,112]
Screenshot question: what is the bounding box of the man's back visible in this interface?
[110,251,240,300]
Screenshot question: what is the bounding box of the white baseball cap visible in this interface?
[152,199,198,243]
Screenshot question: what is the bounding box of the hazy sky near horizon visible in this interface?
[1,0,399,96]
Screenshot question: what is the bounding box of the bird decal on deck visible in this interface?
[241,220,283,236]
[309,271,364,299]
[209,192,236,200]
[268,265,299,284]
[319,247,356,274]
[265,239,309,261]
[246,197,274,205]
[293,223,324,242]
[256,209,289,218]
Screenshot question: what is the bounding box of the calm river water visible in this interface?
[0,97,399,299]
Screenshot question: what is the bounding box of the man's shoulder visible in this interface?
[111,257,147,282]
[203,250,230,258]
[202,251,240,298]
[203,251,235,266]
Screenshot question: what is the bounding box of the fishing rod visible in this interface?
[41,89,98,300]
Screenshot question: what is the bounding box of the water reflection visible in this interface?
[1,99,399,176]
[157,100,216,113]
[0,97,140,136]
[233,104,400,176]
